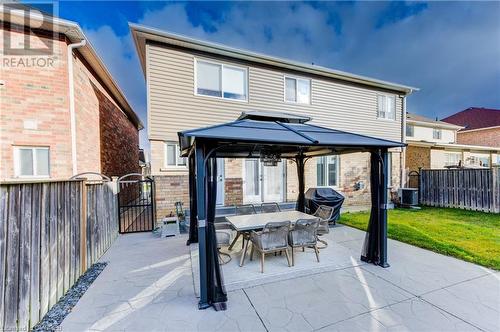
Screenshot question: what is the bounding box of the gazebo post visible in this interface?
[187,151,198,245]
[194,143,210,309]
[295,155,306,212]
[379,148,390,267]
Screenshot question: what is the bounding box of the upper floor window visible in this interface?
[14,146,50,177]
[377,95,396,120]
[285,76,310,104]
[317,155,339,187]
[195,59,247,101]
[433,128,442,140]
[165,142,186,167]
[406,124,414,137]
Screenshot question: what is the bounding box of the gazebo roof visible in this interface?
[179,112,405,158]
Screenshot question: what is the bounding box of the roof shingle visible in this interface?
[442,107,500,131]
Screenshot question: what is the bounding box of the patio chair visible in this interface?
[247,221,291,273]
[288,218,320,266]
[260,202,281,213]
[313,205,334,249]
[215,222,233,265]
[228,204,257,250]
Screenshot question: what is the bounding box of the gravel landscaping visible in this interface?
[32,262,107,332]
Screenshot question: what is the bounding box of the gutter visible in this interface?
[68,39,87,176]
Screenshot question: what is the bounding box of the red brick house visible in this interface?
[0,7,143,180]
[442,107,500,149]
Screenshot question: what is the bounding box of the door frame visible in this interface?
[242,159,286,204]
[216,158,225,205]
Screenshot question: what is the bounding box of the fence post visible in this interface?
[492,167,499,213]
[80,181,87,273]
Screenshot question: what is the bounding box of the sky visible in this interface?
[33,1,500,150]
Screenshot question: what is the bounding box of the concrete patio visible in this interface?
[61,225,499,332]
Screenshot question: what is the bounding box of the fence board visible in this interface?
[4,185,21,330]
[420,168,499,213]
[18,184,32,331]
[40,183,50,317]
[30,184,42,325]
[0,186,8,327]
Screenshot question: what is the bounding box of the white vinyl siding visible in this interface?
[195,59,247,101]
[377,95,396,120]
[147,44,403,144]
[165,142,186,167]
[14,146,50,177]
[284,76,310,104]
[317,155,339,187]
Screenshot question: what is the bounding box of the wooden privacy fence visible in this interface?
[0,179,119,331]
[419,167,500,213]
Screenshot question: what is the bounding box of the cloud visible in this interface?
[80,1,500,153]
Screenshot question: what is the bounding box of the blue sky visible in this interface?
[34,1,500,149]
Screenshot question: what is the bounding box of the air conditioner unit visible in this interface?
[398,188,419,206]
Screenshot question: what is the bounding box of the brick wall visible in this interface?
[0,25,72,179]
[225,178,243,206]
[154,175,190,218]
[405,145,431,173]
[456,128,500,148]
[0,24,139,180]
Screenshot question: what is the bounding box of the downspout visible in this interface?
[401,95,407,188]
[67,39,87,175]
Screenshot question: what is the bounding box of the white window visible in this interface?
[444,152,461,167]
[195,59,247,101]
[14,146,50,177]
[317,155,340,187]
[284,76,310,104]
[377,95,396,120]
[406,124,414,137]
[165,142,186,167]
[433,128,442,140]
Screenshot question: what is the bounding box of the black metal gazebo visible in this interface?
[178,111,405,311]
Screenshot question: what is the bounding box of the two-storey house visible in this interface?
[405,112,500,174]
[0,5,142,180]
[130,24,416,217]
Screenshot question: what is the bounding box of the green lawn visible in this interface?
[339,207,500,270]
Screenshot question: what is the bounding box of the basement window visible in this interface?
[165,142,186,167]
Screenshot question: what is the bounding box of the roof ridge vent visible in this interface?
[238,111,312,124]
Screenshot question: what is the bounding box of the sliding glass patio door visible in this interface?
[243,159,284,204]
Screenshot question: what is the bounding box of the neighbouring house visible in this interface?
[441,107,500,149]
[0,6,143,180]
[130,24,417,218]
[405,112,500,174]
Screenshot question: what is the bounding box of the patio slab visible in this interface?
[319,297,480,331]
[60,225,499,332]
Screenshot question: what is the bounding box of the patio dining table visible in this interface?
[225,210,317,266]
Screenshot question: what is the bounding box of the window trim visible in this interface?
[316,155,340,188]
[194,58,249,103]
[283,75,311,105]
[164,142,187,169]
[377,94,396,121]
[13,146,50,178]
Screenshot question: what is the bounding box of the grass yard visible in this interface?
[339,207,500,270]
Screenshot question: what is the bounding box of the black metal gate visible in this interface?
[117,173,155,233]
